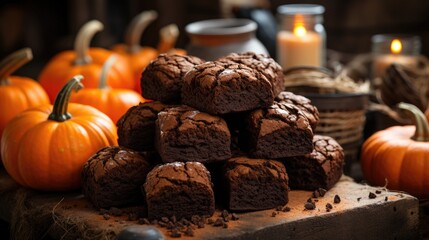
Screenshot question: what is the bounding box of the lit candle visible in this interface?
[277,12,324,70]
[373,38,418,78]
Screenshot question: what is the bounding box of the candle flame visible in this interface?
[391,39,402,54]
[293,14,307,37]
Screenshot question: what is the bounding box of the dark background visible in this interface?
[1,0,429,79]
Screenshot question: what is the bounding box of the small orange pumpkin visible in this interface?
[0,48,49,145]
[39,20,134,102]
[1,75,117,191]
[111,11,159,93]
[361,102,429,198]
[70,55,144,123]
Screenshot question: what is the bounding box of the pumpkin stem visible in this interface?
[124,10,158,54]
[0,48,32,85]
[157,24,179,53]
[48,75,83,122]
[99,55,117,89]
[74,20,104,65]
[397,102,429,141]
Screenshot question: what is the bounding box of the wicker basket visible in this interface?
[304,93,369,174]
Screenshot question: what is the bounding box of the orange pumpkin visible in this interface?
[39,20,134,102]
[361,102,429,198]
[0,48,49,145]
[1,75,117,191]
[70,55,144,123]
[111,11,159,93]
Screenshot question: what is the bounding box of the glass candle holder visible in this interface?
[371,34,421,79]
[276,4,326,70]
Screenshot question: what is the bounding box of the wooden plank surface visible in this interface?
[0,169,420,239]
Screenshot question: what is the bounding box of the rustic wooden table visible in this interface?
[0,168,421,240]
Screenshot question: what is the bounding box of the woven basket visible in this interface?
[304,93,369,174]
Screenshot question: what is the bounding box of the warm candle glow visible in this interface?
[293,15,307,37]
[294,24,307,37]
[391,39,402,54]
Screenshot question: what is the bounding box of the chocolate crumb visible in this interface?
[213,218,224,227]
[221,210,229,219]
[369,192,377,199]
[103,214,110,220]
[357,197,361,202]
[318,188,327,197]
[223,223,228,228]
[170,229,181,238]
[326,203,333,212]
[197,220,205,228]
[271,212,277,217]
[307,198,313,203]
[231,213,239,220]
[276,206,283,211]
[314,199,319,202]
[375,190,382,194]
[184,227,194,237]
[282,206,291,212]
[385,196,388,201]
[334,195,341,204]
[207,218,215,225]
[304,202,316,210]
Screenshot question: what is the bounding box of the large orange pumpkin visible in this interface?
[0,48,49,145]
[70,55,144,124]
[39,20,134,102]
[1,75,117,191]
[361,102,429,198]
[111,11,159,93]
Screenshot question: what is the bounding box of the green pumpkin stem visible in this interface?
[397,102,429,141]
[99,55,117,89]
[125,10,158,54]
[74,20,104,65]
[0,48,32,85]
[48,75,83,122]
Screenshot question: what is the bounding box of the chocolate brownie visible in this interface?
[81,146,153,209]
[155,105,231,163]
[181,61,274,115]
[144,162,215,219]
[117,101,174,152]
[141,54,204,103]
[218,52,284,96]
[276,91,319,131]
[223,157,289,211]
[241,101,314,158]
[282,135,344,191]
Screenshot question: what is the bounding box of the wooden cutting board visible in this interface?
[0,169,419,239]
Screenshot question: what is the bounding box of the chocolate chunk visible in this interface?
[304,202,316,210]
[357,197,362,202]
[385,196,388,201]
[369,192,377,199]
[334,195,341,204]
[375,190,382,194]
[271,212,277,217]
[213,218,224,227]
[231,213,239,220]
[282,206,291,212]
[184,227,194,237]
[326,203,333,212]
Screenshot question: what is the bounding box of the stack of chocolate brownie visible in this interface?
[81,52,345,220]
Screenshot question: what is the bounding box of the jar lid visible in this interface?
[185,19,257,36]
[277,4,325,15]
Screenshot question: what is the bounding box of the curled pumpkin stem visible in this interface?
[157,24,179,53]
[0,48,32,85]
[99,55,117,89]
[397,102,429,141]
[74,20,104,65]
[49,75,84,122]
[125,10,158,54]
